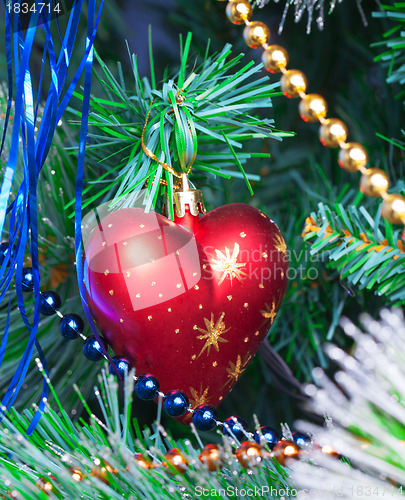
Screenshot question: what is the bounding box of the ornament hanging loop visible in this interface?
[171,173,206,218]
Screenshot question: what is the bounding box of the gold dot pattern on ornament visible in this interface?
[123,241,127,246]
[140,224,145,228]
[159,293,163,298]
[259,283,264,289]
[212,361,218,367]
[191,354,197,361]
[262,252,268,258]
[127,271,131,277]
[158,235,162,240]
[244,302,249,308]
[197,312,230,357]
[211,242,247,286]
[227,295,233,301]
[193,325,198,330]
[104,270,109,276]
[175,329,180,334]
[203,264,207,269]
[194,285,199,290]
[108,224,113,228]
[193,272,198,277]
[148,315,152,321]
[102,241,106,247]
[219,396,223,401]
[261,301,277,323]
[223,353,252,388]
[120,318,124,323]
[240,231,247,238]
[151,282,156,286]
[244,337,249,343]
[136,293,140,298]
[255,330,259,336]
[109,290,114,296]
[273,234,287,253]
[176,283,182,288]
[168,308,172,312]
[199,304,203,309]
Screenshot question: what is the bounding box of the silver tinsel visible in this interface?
[255,0,367,34]
[290,309,405,498]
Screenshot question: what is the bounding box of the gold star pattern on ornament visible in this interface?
[197,312,230,358]
[223,353,252,389]
[189,385,211,409]
[273,233,287,254]
[211,242,247,286]
[260,301,277,324]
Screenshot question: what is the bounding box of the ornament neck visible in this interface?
[170,174,206,233]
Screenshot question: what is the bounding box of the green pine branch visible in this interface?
[303,196,405,306]
[0,367,291,499]
[66,33,292,216]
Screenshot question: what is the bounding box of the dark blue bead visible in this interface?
[135,374,160,400]
[39,291,62,316]
[21,267,35,292]
[0,242,11,267]
[222,416,248,441]
[253,426,279,449]
[109,357,131,378]
[163,390,189,417]
[83,336,105,361]
[293,432,311,448]
[59,314,84,340]
[192,405,218,431]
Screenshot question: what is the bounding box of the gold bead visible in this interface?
[360,168,389,197]
[262,45,289,74]
[69,468,84,481]
[35,477,54,495]
[164,448,189,474]
[134,453,152,469]
[280,70,308,99]
[90,467,110,485]
[243,22,270,49]
[235,441,262,468]
[273,440,300,466]
[319,118,348,148]
[299,93,327,123]
[226,0,253,24]
[381,194,405,225]
[338,142,368,172]
[199,444,223,471]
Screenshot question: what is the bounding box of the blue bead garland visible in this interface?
[109,357,131,377]
[135,374,160,400]
[253,426,280,449]
[222,416,249,441]
[21,279,307,443]
[39,291,62,316]
[192,405,218,431]
[22,267,35,292]
[59,314,84,340]
[292,431,311,448]
[163,390,189,417]
[83,336,105,361]
[0,242,11,267]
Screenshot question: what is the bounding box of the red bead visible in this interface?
[84,204,288,417]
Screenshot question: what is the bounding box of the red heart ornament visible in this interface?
[84,203,288,414]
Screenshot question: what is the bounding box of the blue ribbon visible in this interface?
[0,0,104,433]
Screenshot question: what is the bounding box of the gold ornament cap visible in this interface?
[170,174,206,218]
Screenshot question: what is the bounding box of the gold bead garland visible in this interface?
[221,0,405,236]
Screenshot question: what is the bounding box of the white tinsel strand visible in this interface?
[289,308,405,498]
[255,0,367,34]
